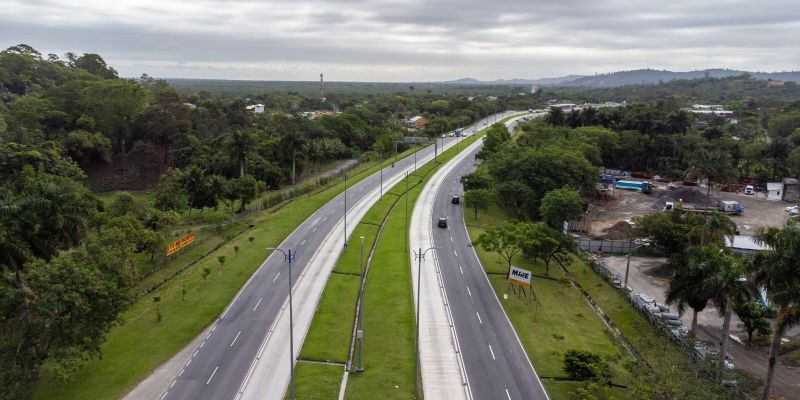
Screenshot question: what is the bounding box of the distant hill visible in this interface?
[445,69,800,88]
[555,68,800,88]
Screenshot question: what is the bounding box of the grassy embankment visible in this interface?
[466,203,753,398]
[33,150,414,400]
[294,117,522,399]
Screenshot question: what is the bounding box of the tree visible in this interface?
[665,246,718,336]
[522,222,568,276]
[227,129,255,177]
[154,168,189,212]
[751,222,800,400]
[464,188,492,220]
[217,255,226,269]
[733,298,774,343]
[539,188,583,230]
[563,349,610,383]
[224,175,259,212]
[280,130,308,185]
[545,107,565,126]
[474,221,530,275]
[704,246,750,382]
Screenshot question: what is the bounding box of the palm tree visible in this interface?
[666,110,691,134]
[751,222,800,400]
[566,109,581,128]
[227,129,255,177]
[666,246,717,337]
[281,130,308,185]
[705,248,750,382]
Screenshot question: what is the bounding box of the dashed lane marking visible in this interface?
[476,312,483,325]
[230,330,242,347]
[489,345,496,360]
[272,273,280,283]
[206,366,219,385]
[253,297,263,312]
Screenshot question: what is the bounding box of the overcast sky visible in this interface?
[2,0,799,82]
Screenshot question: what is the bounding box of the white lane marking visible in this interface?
[230,330,242,347]
[488,345,496,360]
[313,227,318,232]
[186,359,192,367]
[211,325,217,332]
[170,381,176,388]
[506,388,512,400]
[322,216,327,222]
[476,312,483,325]
[466,286,472,296]
[253,297,263,311]
[161,392,168,400]
[460,266,464,275]
[200,341,205,349]
[272,273,281,283]
[206,366,219,385]
[454,250,458,257]
[179,368,185,377]
[300,239,306,246]
[193,350,198,358]
[450,236,453,242]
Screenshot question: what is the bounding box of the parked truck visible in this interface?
[663,200,744,215]
[615,180,652,194]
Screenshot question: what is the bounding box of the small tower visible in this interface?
[320,73,326,102]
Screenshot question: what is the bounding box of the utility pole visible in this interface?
[405,171,409,252]
[267,248,296,400]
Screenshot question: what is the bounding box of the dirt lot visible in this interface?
[602,255,800,398]
[587,184,793,239]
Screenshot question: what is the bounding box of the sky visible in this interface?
[1,0,799,82]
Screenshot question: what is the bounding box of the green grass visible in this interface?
[467,209,632,398]
[32,149,417,400]
[293,361,344,400]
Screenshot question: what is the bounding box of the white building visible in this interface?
[767,182,783,201]
[245,104,265,114]
[725,235,771,256]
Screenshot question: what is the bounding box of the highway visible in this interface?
[411,114,550,399]
[127,112,518,400]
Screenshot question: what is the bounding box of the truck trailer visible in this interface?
[615,180,652,194]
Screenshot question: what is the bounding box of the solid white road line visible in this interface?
[272,273,280,283]
[253,297,263,312]
[206,366,219,385]
[488,345,496,360]
[476,312,482,325]
[231,330,242,347]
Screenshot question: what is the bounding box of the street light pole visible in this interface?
[267,247,296,400]
[344,172,348,248]
[405,171,409,253]
[413,247,437,399]
[380,167,383,198]
[357,236,365,371]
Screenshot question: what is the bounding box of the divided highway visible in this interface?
[410,114,550,399]
[126,112,517,400]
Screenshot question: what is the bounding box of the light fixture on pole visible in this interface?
[412,246,437,400]
[357,236,365,371]
[344,171,348,248]
[266,247,296,400]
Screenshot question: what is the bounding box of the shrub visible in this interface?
[564,349,611,383]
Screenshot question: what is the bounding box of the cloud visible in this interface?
[0,0,798,81]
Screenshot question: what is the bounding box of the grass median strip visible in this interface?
[296,119,519,399]
[33,149,417,400]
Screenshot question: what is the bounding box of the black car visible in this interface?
[437,217,447,228]
[451,195,460,204]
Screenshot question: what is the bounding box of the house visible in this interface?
[725,235,771,256]
[685,104,734,118]
[183,102,197,110]
[245,104,265,114]
[767,182,783,201]
[404,116,429,130]
[783,178,800,201]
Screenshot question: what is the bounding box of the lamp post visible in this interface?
[357,236,365,371]
[344,171,348,248]
[413,247,437,399]
[266,247,296,400]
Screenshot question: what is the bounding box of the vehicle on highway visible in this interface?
[451,195,460,204]
[437,217,447,228]
[744,185,755,195]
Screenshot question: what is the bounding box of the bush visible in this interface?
[564,349,611,383]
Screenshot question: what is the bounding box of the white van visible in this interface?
[744,185,755,195]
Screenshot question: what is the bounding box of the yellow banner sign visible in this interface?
[167,231,196,256]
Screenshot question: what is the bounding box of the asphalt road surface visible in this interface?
[151,112,517,400]
[430,116,550,399]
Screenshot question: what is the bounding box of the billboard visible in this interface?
[167,231,196,256]
[508,266,532,288]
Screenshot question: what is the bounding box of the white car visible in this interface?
[786,205,800,216]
